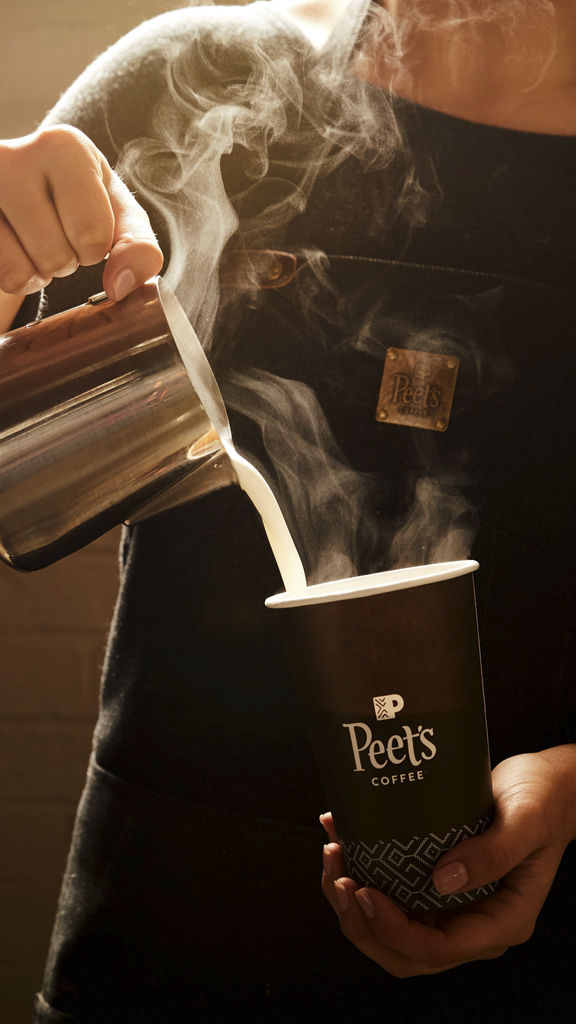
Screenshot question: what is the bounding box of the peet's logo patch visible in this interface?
[376,348,459,432]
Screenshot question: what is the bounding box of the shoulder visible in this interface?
[41,3,312,160]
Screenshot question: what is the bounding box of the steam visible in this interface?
[222,369,380,584]
[114,0,531,583]
[369,0,554,41]
[359,0,558,98]
[117,2,412,337]
[389,477,478,569]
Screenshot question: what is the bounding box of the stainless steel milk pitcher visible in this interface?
[0,277,237,571]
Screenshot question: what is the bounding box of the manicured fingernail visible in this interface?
[355,889,375,919]
[323,845,334,880]
[112,268,136,301]
[334,881,350,913]
[434,861,469,895]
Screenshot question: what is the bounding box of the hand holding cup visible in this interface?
[320,744,576,975]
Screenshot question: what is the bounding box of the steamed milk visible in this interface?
[162,280,307,593]
[225,445,307,594]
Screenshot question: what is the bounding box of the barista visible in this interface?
[0,0,575,991]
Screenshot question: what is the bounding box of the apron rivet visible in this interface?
[267,260,284,281]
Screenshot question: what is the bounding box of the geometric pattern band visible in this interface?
[341,816,499,911]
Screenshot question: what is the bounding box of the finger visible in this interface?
[432,802,550,899]
[326,866,510,976]
[4,179,80,283]
[50,162,114,268]
[319,812,339,843]
[354,877,537,969]
[101,169,164,301]
[332,877,381,956]
[320,837,453,975]
[322,842,344,873]
[432,829,533,898]
[0,290,26,333]
[0,213,48,294]
[3,127,113,277]
[0,195,76,289]
[336,880,457,978]
[322,843,347,914]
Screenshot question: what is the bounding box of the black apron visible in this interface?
[36,252,576,1023]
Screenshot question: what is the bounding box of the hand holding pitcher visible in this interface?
[0,125,163,330]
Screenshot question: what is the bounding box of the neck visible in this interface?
[358,0,576,132]
[272,0,354,50]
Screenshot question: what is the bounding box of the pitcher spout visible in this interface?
[127,445,238,525]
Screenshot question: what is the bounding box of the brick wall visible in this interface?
[0,4,179,1021]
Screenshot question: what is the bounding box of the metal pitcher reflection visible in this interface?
[0,277,237,571]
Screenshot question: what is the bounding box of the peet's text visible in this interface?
[342,722,437,772]
[371,770,424,786]
[391,373,442,410]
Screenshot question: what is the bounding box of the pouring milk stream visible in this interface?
[159,278,307,595]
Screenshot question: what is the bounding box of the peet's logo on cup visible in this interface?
[373,693,404,720]
[342,722,437,773]
[342,694,437,786]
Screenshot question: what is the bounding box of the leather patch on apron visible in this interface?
[376,348,460,432]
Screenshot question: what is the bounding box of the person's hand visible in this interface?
[0,125,163,321]
[321,745,576,977]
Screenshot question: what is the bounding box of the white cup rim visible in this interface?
[265,559,479,609]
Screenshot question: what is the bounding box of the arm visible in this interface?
[321,744,576,976]
[0,6,293,329]
[0,9,208,332]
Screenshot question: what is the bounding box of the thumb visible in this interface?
[101,169,164,301]
[432,805,543,897]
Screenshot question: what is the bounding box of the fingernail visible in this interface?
[319,813,330,835]
[111,268,136,301]
[434,861,469,895]
[323,845,334,881]
[355,889,375,919]
[22,274,51,294]
[53,259,79,279]
[334,881,350,914]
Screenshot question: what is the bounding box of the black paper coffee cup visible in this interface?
[266,561,497,911]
